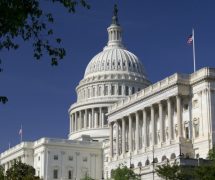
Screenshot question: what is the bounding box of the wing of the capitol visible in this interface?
[1,5,215,180]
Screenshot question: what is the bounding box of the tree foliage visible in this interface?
[156,161,197,180]
[111,165,140,180]
[195,164,215,180]
[156,162,183,180]
[208,145,215,160]
[0,0,90,103]
[0,165,5,179]
[81,174,94,180]
[0,0,90,66]
[6,161,40,180]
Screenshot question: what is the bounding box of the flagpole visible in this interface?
[192,28,196,72]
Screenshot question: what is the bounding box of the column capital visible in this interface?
[158,100,163,105]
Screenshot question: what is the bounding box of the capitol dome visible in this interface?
[84,48,147,79]
[68,5,150,141]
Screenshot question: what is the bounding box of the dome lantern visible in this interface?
[105,4,124,50]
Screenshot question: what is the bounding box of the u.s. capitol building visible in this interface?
[1,5,215,180]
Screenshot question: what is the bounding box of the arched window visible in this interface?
[170,153,176,160]
[145,159,150,166]
[104,86,108,96]
[162,155,167,162]
[111,85,115,95]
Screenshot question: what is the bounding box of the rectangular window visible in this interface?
[53,169,58,179]
[53,155,58,160]
[183,104,189,111]
[68,170,72,179]
[68,156,73,161]
[118,85,122,95]
[132,87,135,94]
[195,124,199,138]
[185,127,189,139]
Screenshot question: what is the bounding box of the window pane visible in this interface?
[53,169,58,179]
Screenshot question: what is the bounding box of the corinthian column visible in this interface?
[135,112,139,151]
[99,107,102,127]
[84,109,87,129]
[74,112,77,131]
[110,122,113,157]
[129,115,132,152]
[92,108,94,128]
[116,121,119,156]
[176,95,182,139]
[79,110,82,129]
[70,114,73,133]
[122,117,126,154]
[151,105,155,145]
[143,109,147,148]
[167,98,173,141]
[159,102,164,143]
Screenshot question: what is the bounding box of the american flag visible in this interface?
[187,34,193,44]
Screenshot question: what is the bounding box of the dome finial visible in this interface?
[112,3,119,25]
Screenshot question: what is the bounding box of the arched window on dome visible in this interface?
[111,85,115,95]
[98,86,101,96]
[92,87,96,97]
[104,86,108,96]
[87,88,90,98]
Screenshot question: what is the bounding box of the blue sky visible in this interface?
[0,0,215,152]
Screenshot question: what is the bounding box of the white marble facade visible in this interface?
[0,138,102,180]
[1,5,215,180]
[105,67,215,179]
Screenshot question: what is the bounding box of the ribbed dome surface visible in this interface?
[84,47,146,78]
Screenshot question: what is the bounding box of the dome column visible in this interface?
[99,107,102,128]
[95,110,99,128]
[74,112,77,131]
[91,108,94,128]
[84,109,87,129]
